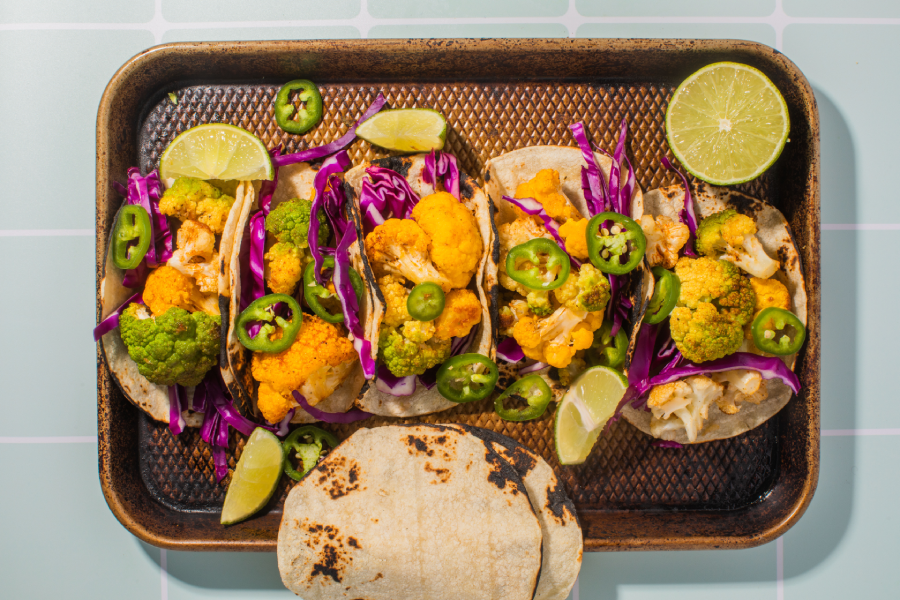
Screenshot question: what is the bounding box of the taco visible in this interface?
[343,153,494,417]
[98,171,246,427]
[484,132,652,398]
[223,154,368,426]
[620,179,808,444]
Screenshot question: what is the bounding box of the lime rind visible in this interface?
[665,62,790,186]
[356,108,447,153]
[553,366,627,465]
[220,428,284,525]
[160,123,274,182]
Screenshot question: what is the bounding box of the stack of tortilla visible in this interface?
[277,424,583,600]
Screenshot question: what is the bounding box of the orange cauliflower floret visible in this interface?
[514,169,582,223]
[143,265,219,316]
[365,218,453,291]
[497,216,554,296]
[167,219,219,293]
[433,289,482,340]
[378,274,412,328]
[251,315,357,423]
[558,218,589,259]
[158,177,236,234]
[410,192,483,290]
[512,307,603,368]
[744,276,792,342]
[641,214,690,269]
[264,242,307,295]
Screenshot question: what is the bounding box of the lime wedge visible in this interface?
[355,108,447,153]
[665,62,790,186]
[160,123,274,182]
[554,366,627,465]
[220,428,284,525]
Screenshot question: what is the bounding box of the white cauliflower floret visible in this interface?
[168,219,220,293]
[695,210,780,279]
[711,369,769,414]
[640,214,690,269]
[299,361,357,405]
[365,218,453,291]
[648,375,724,443]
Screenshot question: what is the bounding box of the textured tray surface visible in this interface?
[138,81,777,513]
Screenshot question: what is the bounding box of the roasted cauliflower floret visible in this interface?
[378,274,413,328]
[377,325,452,377]
[433,288,482,340]
[365,218,453,291]
[159,177,235,234]
[711,369,769,415]
[402,320,436,343]
[553,263,611,313]
[264,242,307,295]
[558,218,590,260]
[512,307,604,369]
[514,169,582,223]
[499,299,530,336]
[251,315,357,423]
[641,214,690,269]
[695,209,779,279]
[410,192,483,290]
[143,265,219,316]
[168,219,219,293]
[648,375,724,443]
[119,304,220,387]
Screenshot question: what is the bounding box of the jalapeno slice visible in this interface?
[407,282,445,321]
[303,257,365,324]
[494,375,552,422]
[587,321,628,369]
[505,238,571,291]
[274,79,324,135]
[645,267,681,324]
[436,353,499,403]
[236,294,303,353]
[111,205,152,270]
[282,425,339,481]
[751,307,806,355]
[586,212,647,275]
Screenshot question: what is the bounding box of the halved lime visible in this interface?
[665,62,790,186]
[220,428,284,525]
[355,108,447,153]
[554,366,628,465]
[160,123,274,182]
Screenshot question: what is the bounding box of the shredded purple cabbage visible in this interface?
[240,149,283,312]
[333,224,376,378]
[274,94,386,168]
[519,360,549,375]
[168,385,186,435]
[661,156,698,257]
[293,391,372,424]
[569,122,608,214]
[309,151,352,284]
[93,292,143,342]
[376,365,417,396]
[423,150,460,199]
[212,446,228,482]
[359,166,421,231]
[323,175,350,240]
[502,195,581,268]
[275,409,295,437]
[497,337,525,363]
[114,168,171,286]
[652,440,684,449]
[649,352,801,394]
[607,120,629,215]
[628,323,659,388]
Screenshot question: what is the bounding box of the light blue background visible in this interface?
[1,1,897,598]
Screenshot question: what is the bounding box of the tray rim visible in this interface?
[96,37,820,552]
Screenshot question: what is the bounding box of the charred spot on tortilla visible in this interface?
[405,435,435,456]
[460,171,475,200]
[372,156,412,178]
[484,169,490,182]
[347,537,361,549]
[309,543,349,584]
[347,464,360,484]
[454,424,538,476]
[545,482,578,526]
[484,446,526,496]
[424,462,451,483]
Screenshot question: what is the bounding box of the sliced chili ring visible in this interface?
[751,307,806,355]
[494,374,552,422]
[282,425,339,481]
[111,205,152,270]
[274,79,324,135]
[587,321,628,369]
[505,238,571,291]
[645,267,681,325]
[586,212,647,275]
[436,353,499,403]
[236,293,302,353]
[407,282,445,321]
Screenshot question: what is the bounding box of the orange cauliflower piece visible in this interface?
[744,276,792,341]
[514,169,582,223]
[410,192,483,290]
[365,218,453,291]
[143,265,218,316]
[251,315,358,422]
[378,274,412,328]
[512,307,603,368]
[558,218,590,259]
[264,242,307,295]
[433,288,482,340]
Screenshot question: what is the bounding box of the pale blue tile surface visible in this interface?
[0,30,155,230]
[576,0,775,17]
[576,23,776,46]
[371,23,569,39]
[0,0,154,22]
[0,237,98,437]
[784,0,900,18]
[784,436,900,597]
[0,443,161,600]
[162,27,361,43]
[167,552,292,599]
[162,0,360,22]
[369,0,568,18]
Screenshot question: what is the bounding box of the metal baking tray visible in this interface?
[96,38,820,551]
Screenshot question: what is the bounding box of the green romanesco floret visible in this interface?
[553,263,611,312]
[377,325,452,377]
[119,303,220,387]
[669,256,756,363]
[695,209,780,279]
[526,291,553,317]
[159,177,235,234]
[266,197,330,249]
